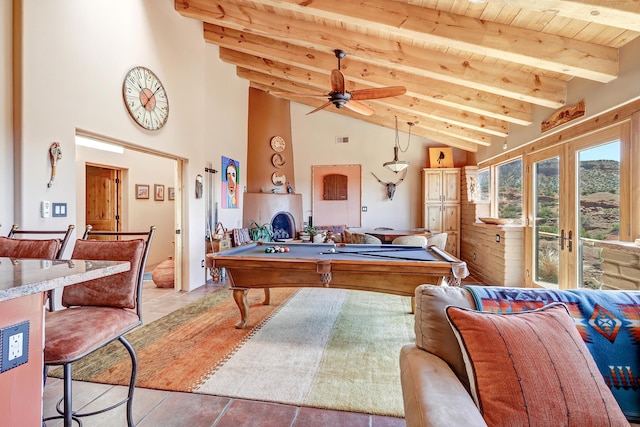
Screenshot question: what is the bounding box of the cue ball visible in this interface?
[328,248,336,253]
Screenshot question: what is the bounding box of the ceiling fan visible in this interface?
[275,50,407,116]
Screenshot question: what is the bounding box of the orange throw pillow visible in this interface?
[446,303,629,427]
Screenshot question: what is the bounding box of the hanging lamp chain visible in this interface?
[395,116,412,153]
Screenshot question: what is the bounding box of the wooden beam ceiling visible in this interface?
[175,0,640,152]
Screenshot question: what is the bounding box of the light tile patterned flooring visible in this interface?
[43,279,406,427]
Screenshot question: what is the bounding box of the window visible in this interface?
[495,158,523,222]
[578,140,621,289]
[477,168,490,202]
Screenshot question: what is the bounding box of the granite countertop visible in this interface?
[0,258,130,302]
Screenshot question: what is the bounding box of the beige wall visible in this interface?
[289,103,468,229]
[75,144,176,268]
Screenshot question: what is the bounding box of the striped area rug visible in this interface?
[50,287,414,417]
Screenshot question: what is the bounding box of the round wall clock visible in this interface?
[271,153,286,168]
[270,136,286,152]
[122,66,169,130]
[271,171,286,186]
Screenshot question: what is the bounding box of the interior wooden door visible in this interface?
[86,165,121,237]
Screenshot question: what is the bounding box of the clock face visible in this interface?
[123,66,169,130]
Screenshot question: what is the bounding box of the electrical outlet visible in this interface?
[9,333,23,360]
[362,206,368,212]
[0,321,29,372]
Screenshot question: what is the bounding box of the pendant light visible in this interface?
[383,116,413,173]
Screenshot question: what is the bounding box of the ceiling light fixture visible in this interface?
[384,117,413,173]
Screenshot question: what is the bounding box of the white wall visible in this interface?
[12,0,247,291]
[1,1,13,233]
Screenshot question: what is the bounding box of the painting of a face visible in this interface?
[226,163,237,195]
[222,156,239,209]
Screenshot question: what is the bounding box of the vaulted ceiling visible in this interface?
[175,0,640,152]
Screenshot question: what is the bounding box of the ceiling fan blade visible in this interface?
[331,69,345,95]
[270,91,329,100]
[351,86,407,100]
[344,100,375,116]
[306,100,335,115]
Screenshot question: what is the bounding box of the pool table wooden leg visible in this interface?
[232,288,249,329]
[263,288,271,305]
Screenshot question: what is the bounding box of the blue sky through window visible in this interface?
[579,140,620,161]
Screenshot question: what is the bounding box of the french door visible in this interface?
[526,126,627,289]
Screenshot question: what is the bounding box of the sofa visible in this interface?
[400,284,640,426]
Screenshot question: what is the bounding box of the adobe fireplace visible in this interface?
[243,193,303,239]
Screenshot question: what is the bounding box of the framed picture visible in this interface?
[428,147,454,168]
[135,184,149,199]
[168,187,175,201]
[154,184,165,201]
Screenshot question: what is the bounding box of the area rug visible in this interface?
[50,287,415,417]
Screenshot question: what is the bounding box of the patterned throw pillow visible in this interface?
[446,303,629,427]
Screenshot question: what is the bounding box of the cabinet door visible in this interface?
[423,203,443,231]
[442,204,460,232]
[422,170,443,203]
[442,169,460,203]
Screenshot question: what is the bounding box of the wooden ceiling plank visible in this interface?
[246,0,619,82]
[473,0,640,33]
[202,19,566,108]
[238,67,509,137]
[219,47,533,126]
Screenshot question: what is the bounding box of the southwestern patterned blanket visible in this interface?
[465,286,640,422]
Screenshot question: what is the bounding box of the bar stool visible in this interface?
[43,225,155,427]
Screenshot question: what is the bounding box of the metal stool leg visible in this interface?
[63,363,75,427]
[119,336,138,427]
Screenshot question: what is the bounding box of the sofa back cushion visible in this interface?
[446,303,629,427]
[414,284,475,390]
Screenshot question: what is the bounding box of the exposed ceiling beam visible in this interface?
[219,48,532,125]
[245,0,619,82]
[203,21,567,108]
[247,72,492,146]
[238,68,509,137]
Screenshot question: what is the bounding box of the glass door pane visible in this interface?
[577,140,621,289]
[533,157,561,287]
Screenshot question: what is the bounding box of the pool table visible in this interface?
[206,242,468,328]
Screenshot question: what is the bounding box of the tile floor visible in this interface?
[43,279,407,427]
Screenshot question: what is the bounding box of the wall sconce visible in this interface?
[383,117,413,173]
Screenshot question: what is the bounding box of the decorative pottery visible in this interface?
[152,256,174,288]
